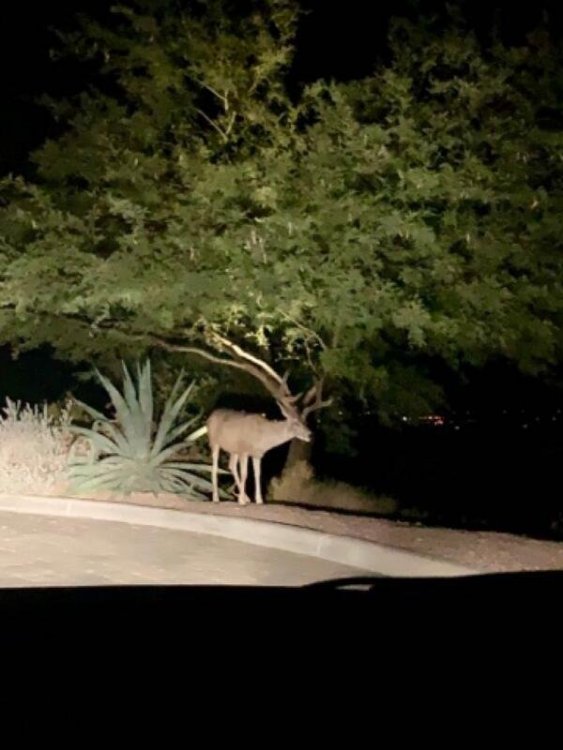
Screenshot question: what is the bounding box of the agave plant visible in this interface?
[67,360,217,499]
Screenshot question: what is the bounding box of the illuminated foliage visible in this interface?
[1,2,562,425]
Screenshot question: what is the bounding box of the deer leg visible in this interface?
[228,453,242,499]
[239,454,250,505]
[211,445,220,503]
[252,456,264,504]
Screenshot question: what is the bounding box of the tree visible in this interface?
[1,2,562,451]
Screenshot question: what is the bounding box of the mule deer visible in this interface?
[205,336,331,504]
[207,404,312,504]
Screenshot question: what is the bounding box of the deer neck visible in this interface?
[262,418,296,452]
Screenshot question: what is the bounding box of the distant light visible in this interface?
[419,414,445,426]
[401,416,408,422]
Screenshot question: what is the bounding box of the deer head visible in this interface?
[276,399,312,442]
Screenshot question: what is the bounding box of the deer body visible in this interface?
[207,408,311,505]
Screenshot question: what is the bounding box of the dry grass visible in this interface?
[268,460,398,516]
[0,398,74,495]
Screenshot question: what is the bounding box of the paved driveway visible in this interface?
[0,511,369,587]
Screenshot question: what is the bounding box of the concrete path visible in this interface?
[0,511,371,587]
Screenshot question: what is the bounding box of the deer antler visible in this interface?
[301,378,333,423]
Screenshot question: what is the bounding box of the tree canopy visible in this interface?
[1,0,562,423]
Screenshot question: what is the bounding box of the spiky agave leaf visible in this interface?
[151,372,195,457]
[67,360,215,498]
[69,425,127,458]
[94,363,152,458]
[136,360,153,442]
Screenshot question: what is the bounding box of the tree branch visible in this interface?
[0,304,332,421]
[279,310,328,351]
[146,334,289,402]
[208,331,286,388]
[195,108,229,142]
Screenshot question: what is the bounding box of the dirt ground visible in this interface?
[43,485,563,573]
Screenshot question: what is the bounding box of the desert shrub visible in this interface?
[0,397,73,494]
[269,460,398,516]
